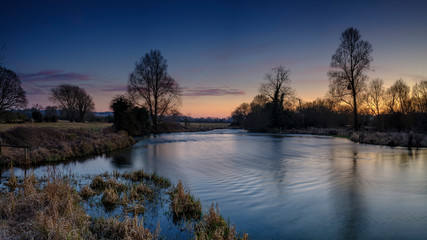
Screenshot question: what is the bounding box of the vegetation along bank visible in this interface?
[0,126,135,166]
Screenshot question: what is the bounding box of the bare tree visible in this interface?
[412,80,427,114]
[0,66,28,111]
[259,65,294,106]
[386,79,411,114]
[259,65,295,128]
[364,78,385,116]
[328,27,373,130]
[128,49,181,132]
[50,84,94,122]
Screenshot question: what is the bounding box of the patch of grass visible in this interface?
[90,216,153,240]
[0,173,92,239]
[150,172,171,188]
[80,185,96,199]
[0,121,112,132]
[5,166,18,191]
[90,175,107,190]
[170,180,202,221]
[101,188,120,209]
[195,204,249,240]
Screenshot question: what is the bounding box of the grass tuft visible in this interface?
[170,180,202,221]
[80,185,96,199]
[90,216,153,240]
[101,188,120,209]
[195,203,249,240]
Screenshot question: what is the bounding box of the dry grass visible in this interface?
[80,185,96,199]
[90,216,153,240]
[0,121,112,132]
[102,188,120,209]
[170,180,202,221]
[0,170,156,240]
[195,204,249,240]
[1,169,249,240]
[0,173,92,239]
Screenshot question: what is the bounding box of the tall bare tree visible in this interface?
[328,27,373,130]
[50,84,94,122]
[0,66,28,111]
[128,49,181,132]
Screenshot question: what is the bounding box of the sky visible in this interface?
[1,0,426,118]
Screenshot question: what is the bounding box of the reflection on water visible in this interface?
[2,129,427,239]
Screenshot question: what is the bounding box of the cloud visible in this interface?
[19,70,91,83]
[182,87,245,97]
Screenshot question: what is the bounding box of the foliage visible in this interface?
[128,49,181,132]
[32,110,44,122]
[110,95,151,135]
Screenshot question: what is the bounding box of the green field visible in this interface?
[0,121,112,132]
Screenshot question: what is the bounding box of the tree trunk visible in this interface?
[353,91,358,130]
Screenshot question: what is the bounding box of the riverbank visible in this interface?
[0,127,135,166]
[157,122,230,133]
[0,169,249,239]
[279,128,427,148]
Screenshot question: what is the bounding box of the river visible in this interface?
[3,129,427,239]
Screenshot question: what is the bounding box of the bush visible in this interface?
[31,110,43,122]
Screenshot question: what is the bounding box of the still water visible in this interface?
[5,129,427,239]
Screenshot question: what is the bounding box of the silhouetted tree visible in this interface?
[110,95,150,135]
[328,27,373,130]
[128,49,181,132]
[385,79,412,131]
[50,84,95,122]
[44,106,58,122]
[412,80,427,114]
[0,66,28,111]
[231,103,250,126]
[259,65,295,128]
[386,79,411,114]
[364,78,384,116]
[32,110,43,122]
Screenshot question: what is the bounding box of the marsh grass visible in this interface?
[90,216,154,240]
[170,180,202,222]
[195,204,249,240]
[102,187,120,209]
[0,169,249,239]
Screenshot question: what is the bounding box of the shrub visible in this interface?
[31,110,43,122]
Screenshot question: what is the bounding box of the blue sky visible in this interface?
[1,0,426,117]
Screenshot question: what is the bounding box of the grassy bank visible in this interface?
[157,122,230,133]
[0,169,249,240]
[0,121,112,132]
[0,127,135,166]
[281,127,427,148]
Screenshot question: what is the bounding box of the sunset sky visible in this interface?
[1,0,426,118]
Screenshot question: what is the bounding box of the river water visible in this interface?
[3,129,427,239]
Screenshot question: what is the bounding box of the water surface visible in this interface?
[3,129,427,239]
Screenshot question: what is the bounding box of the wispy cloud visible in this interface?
[182,87,245,97]
[19,70,91,83]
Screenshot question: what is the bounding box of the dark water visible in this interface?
[4,129,427,239]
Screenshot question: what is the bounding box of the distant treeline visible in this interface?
[232,78,427,133]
